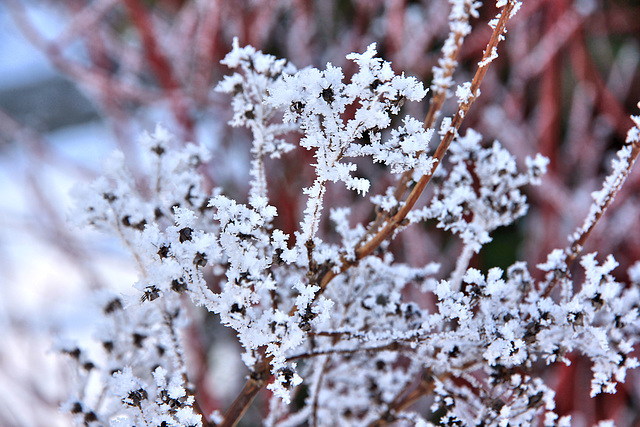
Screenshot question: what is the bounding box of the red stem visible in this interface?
[123,0,194,139]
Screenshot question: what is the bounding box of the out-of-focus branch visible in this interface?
[7,1,155,103]
[122,0,194,139]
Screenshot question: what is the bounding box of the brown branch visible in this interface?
[286,341,407,362]
[311,357,330,427]
[367,357,480,427]
[568,151,640,262]
[217,359,271,427]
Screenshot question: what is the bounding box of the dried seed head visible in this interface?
[141,286,160,302]
[179,227,193,243]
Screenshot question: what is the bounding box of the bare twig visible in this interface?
[217,359,271,427]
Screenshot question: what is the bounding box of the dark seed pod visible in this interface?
[448,346,460,358]
[230,303,246,316]
[64,348,81,360]
[171,278,187,293]
[369,79,382,91]
[141,286,160,302]
[157,245,170,259]
[278,366,295,389]
[151,145,165,156]
[70,402,83,414]
[179,227,193,243]
[133,219,147,231]
[193,252,207,267]
[132,333,146,348]
[321,87,334,104]
[591,293,604,310]
[104,298,123,314]
[290,101,305,115]
[527,391,544,408]
[125,388,148,407]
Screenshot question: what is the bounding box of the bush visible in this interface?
[3,0,640,426]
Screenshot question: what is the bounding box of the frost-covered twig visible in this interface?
[350,0,521,271]
[567,108,640,261]
[359,0,481,251]
[541,105,640,298]
[425,0,481,128]
[216,359,270,427]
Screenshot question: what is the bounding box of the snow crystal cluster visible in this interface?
[64,36,640,427]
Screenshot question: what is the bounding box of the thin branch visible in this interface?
[542,113,640,297]
[286,341,407,362]
[321,1,519,291]
[310,357,329,427]
[217,359,271,427]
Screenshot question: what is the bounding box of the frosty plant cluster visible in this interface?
[64,1,640,426]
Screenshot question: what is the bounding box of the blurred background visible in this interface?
[1,0,640,425]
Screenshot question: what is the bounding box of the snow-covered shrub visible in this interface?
[58,1,640,426]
